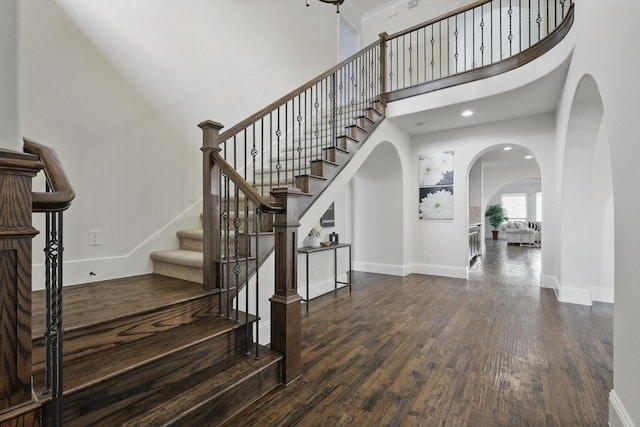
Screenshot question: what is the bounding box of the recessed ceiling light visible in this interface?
[504,146,512,151]
[462,110,473,117]
[525,155,533,159]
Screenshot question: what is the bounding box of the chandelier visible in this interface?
[306,0,345,13]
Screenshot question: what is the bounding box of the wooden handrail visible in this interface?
[23,137,75,212]
[210,150,283,215]
[218,39,381,142]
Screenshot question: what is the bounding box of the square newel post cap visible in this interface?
[270,187,311,200]
[271,187,312,222]
[199,120,224,150]
[198,120,224,131]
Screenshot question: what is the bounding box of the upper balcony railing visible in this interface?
[382,0,573,101]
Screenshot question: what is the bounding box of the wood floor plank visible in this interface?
[225,241,613,426]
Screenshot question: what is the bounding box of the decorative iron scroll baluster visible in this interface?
[224,174,231,319]
[454,17,459,73]
[508,1,513,56]
[480,10,485,66]
[233,187,240,322]
[42,202,64,427]
[537,0,542,42]
[244,195,250,355]
[218,172,224,317]
[254,207,261,359]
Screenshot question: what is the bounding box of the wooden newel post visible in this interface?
[199,120,224,291]
[379,32,388,104]
[269,187,307,385]
[0,149,44,426]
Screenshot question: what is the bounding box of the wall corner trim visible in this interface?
[609,390,636,427]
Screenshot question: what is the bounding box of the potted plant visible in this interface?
[485,204,509,240]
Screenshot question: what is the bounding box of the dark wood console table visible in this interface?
[298,243,352,312]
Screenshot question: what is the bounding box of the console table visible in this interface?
[298,243,352,312]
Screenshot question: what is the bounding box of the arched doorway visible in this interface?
[352,141,404,274]
[559,75,613,305]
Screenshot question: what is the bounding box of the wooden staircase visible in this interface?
[150,102,385,284]
[31,274,282,426]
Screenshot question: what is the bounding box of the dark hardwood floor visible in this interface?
[226,240,613,426]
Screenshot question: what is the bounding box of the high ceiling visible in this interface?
[347,0,393,16]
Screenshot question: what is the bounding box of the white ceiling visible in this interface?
[387,58,570,136]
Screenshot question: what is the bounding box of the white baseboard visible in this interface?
[352,261,407,276]
[32,200,203,290]
[409,263,467,279]
[556,285,593,306]
[609,390,636,427]
[540,274,559,290]
[592,287,614,303]
[254,320,271,346]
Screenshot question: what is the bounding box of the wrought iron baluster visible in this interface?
[500,0,503,60]
[233,186,240,322]
[480,5,485,66]
[454,16,459,74]
[244,195,250,355]
[254,207,260,359]
[508,0,513,56]
[225,175,231,319]
[43,201,64,427]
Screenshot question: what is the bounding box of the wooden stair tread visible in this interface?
[116,346,282,426]
[295,174,327,181]
[34,315,251,397]
[32,274,210,337]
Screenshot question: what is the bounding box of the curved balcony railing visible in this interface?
[382,0,574,101]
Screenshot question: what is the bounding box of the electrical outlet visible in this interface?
[425,252,431,261]
[89,230,102,246]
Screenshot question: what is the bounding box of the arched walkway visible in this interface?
[559,75,613,305]
[352,141,404,274]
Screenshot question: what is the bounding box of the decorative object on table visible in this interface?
[329,232,339,245]
[320,241,332,247]
[305,222,323,247]
[418,151,454,220]
[485,204,509,240]
[321,202,335,227]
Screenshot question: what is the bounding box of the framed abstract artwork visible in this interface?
[418,151,454,220]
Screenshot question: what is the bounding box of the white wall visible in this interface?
[410,114,554,279]
[360,0,475,45]
[352,141,405,275]
[1,0,19,151]
[551,1,640,424]
[590,120,614,304]
[20,0,339,287]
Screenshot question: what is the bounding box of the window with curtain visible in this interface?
[501,193,527,221]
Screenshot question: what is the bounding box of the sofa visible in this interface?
[504,221,541,245]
